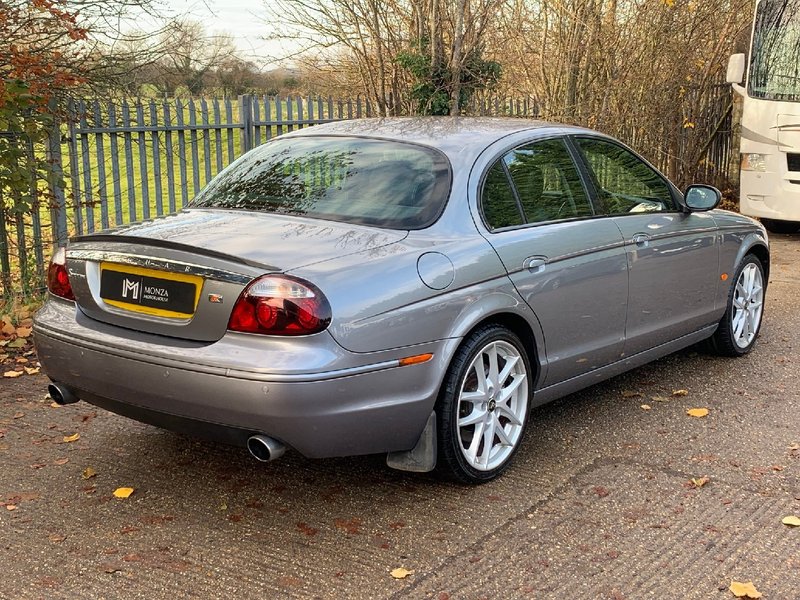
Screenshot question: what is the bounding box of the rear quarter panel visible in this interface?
[289,231,543,358]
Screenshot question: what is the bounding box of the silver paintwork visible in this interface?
[33,117,769,465]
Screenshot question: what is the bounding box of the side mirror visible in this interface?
[684,185,722,211]
[726,53,746,84]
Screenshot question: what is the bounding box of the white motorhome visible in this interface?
[728,0,800,233]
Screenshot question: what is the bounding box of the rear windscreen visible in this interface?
[191,136,452,229]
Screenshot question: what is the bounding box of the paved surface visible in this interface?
[1,236,799,600]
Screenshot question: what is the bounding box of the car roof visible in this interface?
[285,117,597,158]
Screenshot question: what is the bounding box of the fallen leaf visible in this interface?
[640,404,652,411]
[622,390,641,398]
[782,515,800,527]
[24,367,40,375]
[50,402,61,408]
[13,412,24,419]
[651,396,669,402]
[690,476,710,488]
[1,322,14,335]
[113,487,134,499]
[390,567,414,579]
[53,458,69,465]
[3,370,22,378]
[15,357,28,364]
[63,433,80,443]
[82,467,97,480]
[672,389,689,396]
[687,408,709,418]
[48,533,66,543]
[7,338,26,348]
[6,504,17,511]
[729,580,762,598]
[15,327,31,338]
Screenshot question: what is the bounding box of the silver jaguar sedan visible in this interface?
[34,118,769,483]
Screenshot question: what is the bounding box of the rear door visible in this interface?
[572,136,720,356]
[478,137,628,387]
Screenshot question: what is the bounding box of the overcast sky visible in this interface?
[144,0,293,68]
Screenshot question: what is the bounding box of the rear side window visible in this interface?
[575,138,675,214]
[192,136,451,230]
[481,137,593,230]
[482,162,524,229]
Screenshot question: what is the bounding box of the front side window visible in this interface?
[575,138,675,215]
[481,137,593,230]
[192,136,451,230]
[749,0,800,102]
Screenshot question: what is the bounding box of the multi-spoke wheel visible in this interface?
[710,254,766,356]
[436,325,531,483]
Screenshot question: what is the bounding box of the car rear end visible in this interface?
[33,133,457,460]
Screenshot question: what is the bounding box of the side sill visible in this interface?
[532,325,717,407]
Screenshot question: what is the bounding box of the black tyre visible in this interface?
[710,254,765,357]
[761,219,800,234]
[436,324,532,483]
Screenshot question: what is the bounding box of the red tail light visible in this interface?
[46,246,75,301]
[228,275,331,336]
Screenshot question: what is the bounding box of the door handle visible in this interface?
[523,256,547,273]
[632,233,650,246]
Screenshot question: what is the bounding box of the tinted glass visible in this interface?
[503,138,593,223]
[482,162,524,230]
[749,0,800,102]
[576,138,674,214]
[192,136,451,229]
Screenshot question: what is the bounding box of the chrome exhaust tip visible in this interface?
[48,383,79,406]
[246,435,286,462]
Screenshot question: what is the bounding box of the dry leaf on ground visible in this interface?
[640,404,652,410]
[672,389,689,396]
[690,477,710,488]
[390,567,414,579]
[687,408,709,418]
[5,504,17,511]
[781,515,800,527]
[15,327,31,338]
[24,367,40,375]
[63,433,80,443]
[82,467,97,480]
[729,580,762,598]
[622,390,641,398]
[3,370,22,378]
[113,487,134,499]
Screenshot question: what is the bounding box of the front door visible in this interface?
[572,137,720,357]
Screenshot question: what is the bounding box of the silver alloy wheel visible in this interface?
[456,340,528,471]
[732,262,764,349]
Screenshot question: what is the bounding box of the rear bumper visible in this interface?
[34,303,456,458]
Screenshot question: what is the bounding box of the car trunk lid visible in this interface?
[66,209,407,341]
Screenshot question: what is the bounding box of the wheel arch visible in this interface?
[449,311,546,391]
[745,241,770,284]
